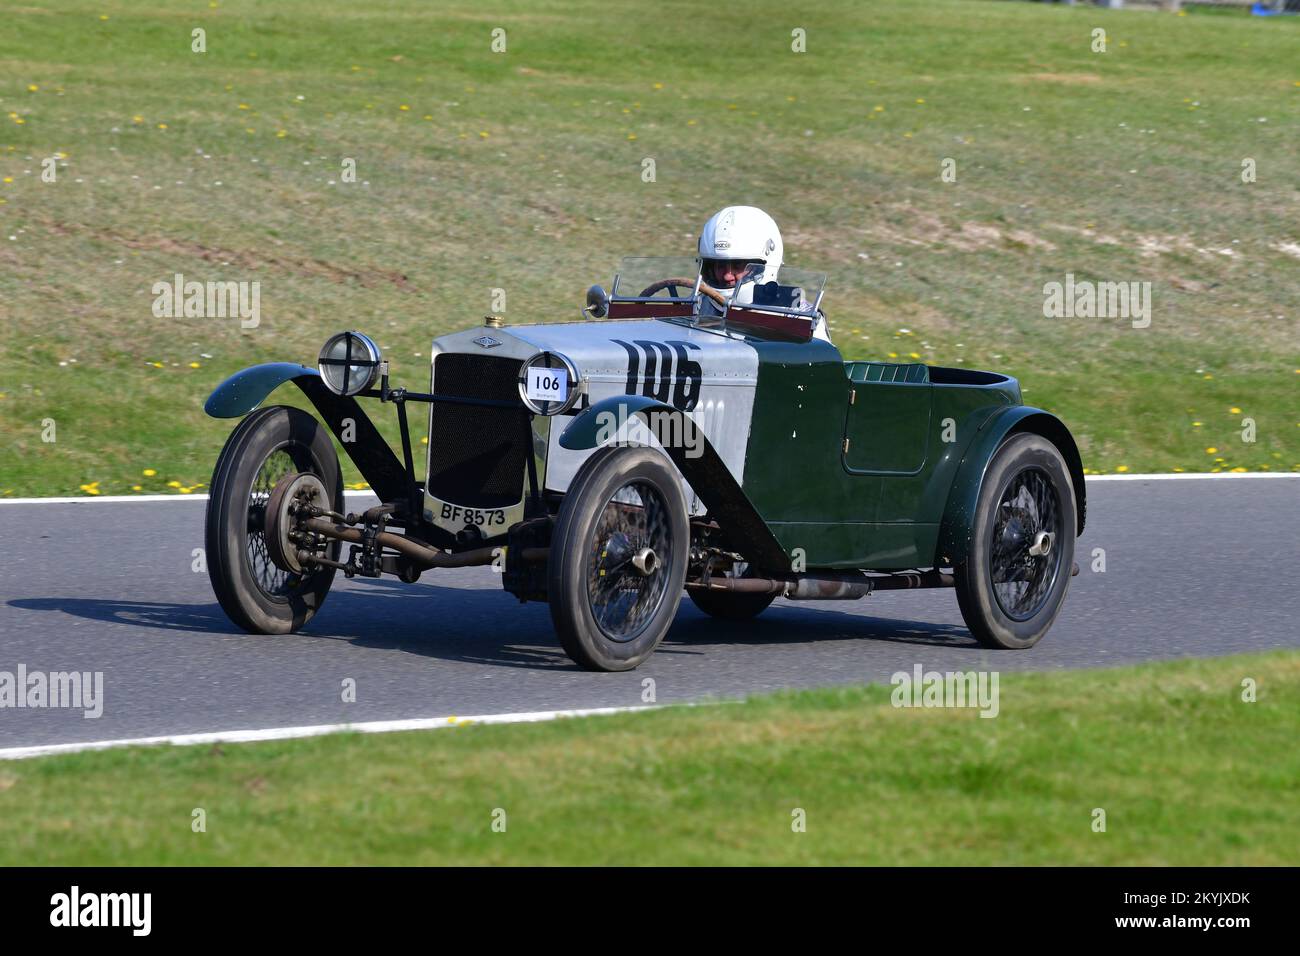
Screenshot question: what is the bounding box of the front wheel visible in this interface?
[954,433,1076,650]
[548,446,689,671]
[205,405,342,634]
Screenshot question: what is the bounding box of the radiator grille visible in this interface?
[426,353,528,508]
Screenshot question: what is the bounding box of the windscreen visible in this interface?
[728,263,827,316]
[609,257,701,301]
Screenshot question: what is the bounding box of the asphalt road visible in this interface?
[1,477,1296,750]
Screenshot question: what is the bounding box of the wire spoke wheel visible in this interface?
[953,433,1077,650]
[206,406,342,635]
[246,448,301,598]
[550,447,689,671]
[585,482,673,642]
[989,467,1064,621]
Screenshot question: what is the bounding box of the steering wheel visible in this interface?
[638,277,728,307]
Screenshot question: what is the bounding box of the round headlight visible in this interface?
[318,331,382,397]
[518,351,581,416]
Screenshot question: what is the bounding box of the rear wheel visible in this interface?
[954,433,1075,650]
[205,405,342,634]
[688,565,777,621]
[549,447,689,671]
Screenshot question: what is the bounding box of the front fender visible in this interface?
[204,362,319,418]
[204,363,411,504]
[936,405,1086,564]
[560,396,790,572]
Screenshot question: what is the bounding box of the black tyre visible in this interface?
[205,405,342,634]
[549,446,689,671]
[954,432,1076,650]
[688,567,777,621]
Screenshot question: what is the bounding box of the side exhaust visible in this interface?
[685,569,953,601]
[686,562,1080,601]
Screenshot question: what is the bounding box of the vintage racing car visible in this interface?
[203,257,1085,671]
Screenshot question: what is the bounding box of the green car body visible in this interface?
[560,338,1084,574]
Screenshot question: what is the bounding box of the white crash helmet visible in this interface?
[697,206,783,296]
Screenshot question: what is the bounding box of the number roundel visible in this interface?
[518,350,581,416]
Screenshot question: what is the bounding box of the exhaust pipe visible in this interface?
[686,569,955,601]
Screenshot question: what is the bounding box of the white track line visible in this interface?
[1085,473,1297,482]
[0,490,379,505]
[1,473,1294,505]
[0,705,651,762]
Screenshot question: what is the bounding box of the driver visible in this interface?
[696,206,830,342]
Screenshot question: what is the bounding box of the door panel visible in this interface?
[843,381,933,475]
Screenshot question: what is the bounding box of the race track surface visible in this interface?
[1,477,1296,750]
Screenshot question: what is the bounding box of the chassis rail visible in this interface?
[293,502,1015,600]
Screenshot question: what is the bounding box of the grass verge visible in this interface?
[1,651,1296,865]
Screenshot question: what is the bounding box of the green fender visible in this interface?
[936,405,1086,565]
[204,362,319,418]
[203,362,411,503]
[560,395,790,572]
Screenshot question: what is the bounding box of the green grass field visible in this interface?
[1,651,1296,865]
[1,0,1296,496]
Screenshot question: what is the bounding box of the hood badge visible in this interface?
[473,335,503,349]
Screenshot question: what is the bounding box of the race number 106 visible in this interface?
[526,367,567,403]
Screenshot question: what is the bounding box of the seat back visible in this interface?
[845,361,929,384]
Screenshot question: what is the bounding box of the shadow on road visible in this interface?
[8,580,976,669]
[8,597,231,634]
[668,604,975,650]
